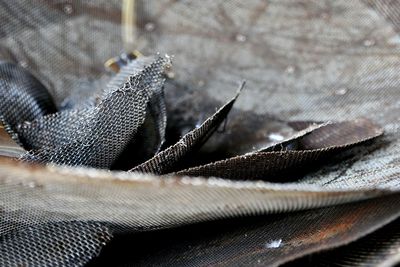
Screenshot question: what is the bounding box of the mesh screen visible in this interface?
[284,214,400,266]
[18,56,169,168]
[0,0,400,266]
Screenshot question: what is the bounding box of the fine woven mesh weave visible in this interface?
[131,84,242,174]
[0,62,57,147]
[0,221,112,266]
[0,1,400,266]
[175,119,383,180]
[285,213,400,267]
[18,57,169,168]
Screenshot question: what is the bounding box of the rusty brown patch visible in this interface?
[288,204,372,247]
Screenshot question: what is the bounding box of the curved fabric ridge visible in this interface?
[0,221,112,267]
[0,62,57,148]
[0,122,25,158]
[255,121,330,153]
[91,194,400,267]
[0,157,396,236]
[130,82,245,174]
[110,56,168,170]
[17,57,170,168]
[284,212,400,267]
[175,118,383,180]
[0,62,57,130]
[105,56,156,96]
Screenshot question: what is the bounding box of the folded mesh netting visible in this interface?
[0,0,400,266]
[14,57,170,169]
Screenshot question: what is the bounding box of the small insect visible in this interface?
[104,50,143,73]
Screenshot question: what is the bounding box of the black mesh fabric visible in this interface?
[0,221,112,266]
[0,62,57,147]
[87,194,400,267]
[18,57,170,169]
[0,1,400,266]
[284,214,400,267]
[175,119,383,180]
[130,83,243,174]
[110,56,168,169]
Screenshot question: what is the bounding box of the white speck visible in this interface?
[178,140,188,148]
[165,53,171,60]
[321,12,330,19]
[268,133,284,141]
[363,39,375,47]
[285,65,295,74]
[197,80,205,87]
[63,4,73,14]
[166,71,175,79]
[145,22,155,32]
[334,88,347,95]
[257,259,261,263]
[20,61,28,68]
[235,33,247,42]
[24,181,36,188]
[265,239,283,248]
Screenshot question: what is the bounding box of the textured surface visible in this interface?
[135,0,400,190]
[0,0,400,266]
[285,215,400,266]
[176,119,383,181]
[131,84,242,174]
[0,221,111,267]
[0,62,57,148]
[1,156,393,236]
[18,57,169,168]
[88,194,400,267]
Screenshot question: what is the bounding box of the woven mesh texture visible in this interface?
[285,214,400,267]
[88,194,400,266]
[131,86,241,174]
[0,221,112,266]
[0,0,400,266]
[0,62,57,147]
[176,119,383,180]
[18,57,169,168]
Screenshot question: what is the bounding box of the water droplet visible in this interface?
[63,4,73,15]
[265,239,283,248]
[268,133,284,141]
[334,88,347,95]
[145,22,155,32]
[235,33,247,43]
[285,65,295,74]
[363,39,375,47]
